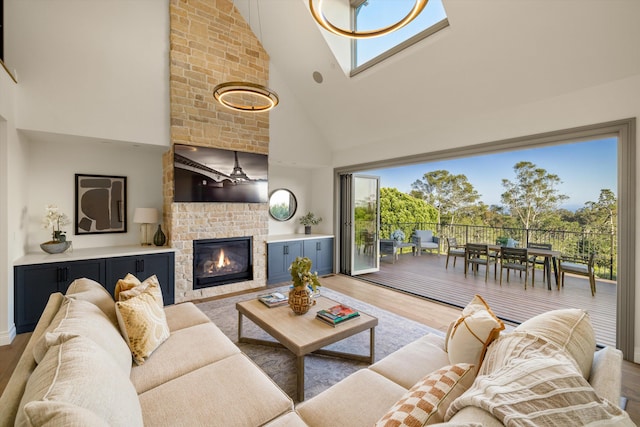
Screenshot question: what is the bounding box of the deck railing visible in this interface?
[375,222,617,280]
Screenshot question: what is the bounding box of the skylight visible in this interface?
[353,0,448,73]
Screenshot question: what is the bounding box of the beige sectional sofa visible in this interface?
[1,277,632,426]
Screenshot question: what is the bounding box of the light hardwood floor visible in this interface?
[1,274,638,425]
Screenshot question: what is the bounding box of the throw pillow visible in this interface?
[114,273,142,301]
[446,295,504,370]
[514,308,595,378]
[116,290,170,365]
[375,363,475,427]
[118,274,164,308]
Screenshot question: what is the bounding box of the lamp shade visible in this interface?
[133,208,158,224]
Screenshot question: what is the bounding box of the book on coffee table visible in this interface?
[258,292,288,308]
[316,303,360,326]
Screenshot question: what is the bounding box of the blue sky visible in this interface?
[362,138,618,211]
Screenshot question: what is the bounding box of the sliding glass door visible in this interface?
[340,174,380,275]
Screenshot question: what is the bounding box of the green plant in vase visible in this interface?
[299,211,322,235]
[288,256,321,315]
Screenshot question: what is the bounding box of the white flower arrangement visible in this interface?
[391,229,405,242]
[42,205,70,243]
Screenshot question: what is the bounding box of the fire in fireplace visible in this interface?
[193,237,253,289]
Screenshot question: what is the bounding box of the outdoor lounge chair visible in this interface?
[412,230,439,255]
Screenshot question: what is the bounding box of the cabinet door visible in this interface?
[105,253,175,305]
[15,264,60,333]
[267,241,303,284]
[59,259,105,293]
[304,238,334,276]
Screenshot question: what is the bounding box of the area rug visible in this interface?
[195,286,444,400]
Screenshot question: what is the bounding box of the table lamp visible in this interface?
[133,208,158,246]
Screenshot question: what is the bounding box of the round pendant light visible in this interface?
[213,82,279,113]
[309,0,428,39]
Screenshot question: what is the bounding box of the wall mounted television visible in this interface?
[173,144,268,203]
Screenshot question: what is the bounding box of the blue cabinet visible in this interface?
[267,237,334,285]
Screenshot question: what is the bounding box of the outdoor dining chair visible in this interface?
[464,243,497,282]
[500,247,534,289]
[558,253,597,296]
[445,237,465,269]
[527,242,553,284]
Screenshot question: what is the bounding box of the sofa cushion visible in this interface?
[296,369,407,427]
[16,335,143,427]
[370,333,449,389]
[164,302,211,332]
[65,277,118,326]
[33,296,131,374]
[446,295,504,370]
[21,401,110,427]
[116,290,170,365]
[130,322,241,394]
[514,308,595,378]
[375,363,475,426]
[138,353,293,426]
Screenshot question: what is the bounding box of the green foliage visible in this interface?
[501,161,568,229]
[299,211,322,226]
[410,170,480,224]
[289,257,321,291]
[379,188,438,239]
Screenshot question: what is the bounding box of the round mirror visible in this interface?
[269,188,297,221]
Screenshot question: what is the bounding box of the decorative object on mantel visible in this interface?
[40,205,72,254]
[133,208,158,246]
[288,257,321,315]
[308,0,427,39]
[299,211,322,235]
[153,224,167,247]
[213,0,279,112]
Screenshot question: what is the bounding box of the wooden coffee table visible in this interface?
[236,295,378,401]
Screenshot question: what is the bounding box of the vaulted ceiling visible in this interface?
[233,0,640,154]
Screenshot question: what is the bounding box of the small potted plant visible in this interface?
[391,229,405,242]
[40,205,72,254]
[299,211,322,235]
[288,256,321,315]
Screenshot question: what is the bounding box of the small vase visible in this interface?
[153,225,166,246]
[288,286,316,315]
[40,241,72,254]
[304,225,311,235]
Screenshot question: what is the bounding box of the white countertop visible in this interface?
[266,234,334,243]
[14,245,175,266]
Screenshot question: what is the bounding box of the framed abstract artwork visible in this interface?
[75,174,127,235]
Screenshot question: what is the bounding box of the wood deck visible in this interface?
[358,251,617,347]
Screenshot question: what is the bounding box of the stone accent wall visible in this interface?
[166,0,271,302]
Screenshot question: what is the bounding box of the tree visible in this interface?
[380,188,438,239]
[581,189,617,234]
[410,170,480,225]
[500,161,568,229]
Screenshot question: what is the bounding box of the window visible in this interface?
[352,0,448,73]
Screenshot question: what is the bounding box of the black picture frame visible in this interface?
[75,174,127,235]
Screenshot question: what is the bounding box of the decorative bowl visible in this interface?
[40,241,72,254]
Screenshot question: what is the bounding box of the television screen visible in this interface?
[173,144,268,203]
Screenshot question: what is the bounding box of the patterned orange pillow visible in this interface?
[375,363,476,426]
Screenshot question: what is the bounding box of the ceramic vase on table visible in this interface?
[288,286,316,315]
[40,241,72,254]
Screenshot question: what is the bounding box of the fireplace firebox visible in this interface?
[193,237,253,289]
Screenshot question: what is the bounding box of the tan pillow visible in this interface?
[116,290,170,365]
[514,308,595,378]
[33,297,132,374]
[446,295,504,370]
[114,273,142,301]
[375,364,476,426]
[118,274,164,308]
[65,277,117,326]
[17,335,143,427]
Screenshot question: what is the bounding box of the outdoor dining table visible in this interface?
[469,244,561,290]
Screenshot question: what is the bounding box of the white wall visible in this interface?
[5,0,170,147]
[25,137,166,252]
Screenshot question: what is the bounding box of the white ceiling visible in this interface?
[234,0,640,152]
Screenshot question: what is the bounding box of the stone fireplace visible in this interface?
[164,0,271,302]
